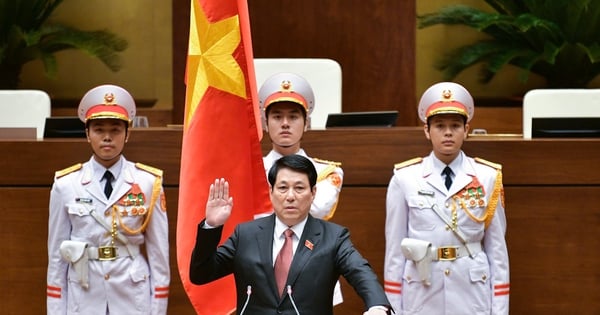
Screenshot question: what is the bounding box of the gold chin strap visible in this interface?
[117,175,162,235]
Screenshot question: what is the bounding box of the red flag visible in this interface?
[177,0,271,314]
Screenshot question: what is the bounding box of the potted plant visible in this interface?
[0,0,128,89]
[417,0,600,88]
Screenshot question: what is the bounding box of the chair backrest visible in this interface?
[523,89,600,139]
[254,58,342,129]
[0,90,51,139]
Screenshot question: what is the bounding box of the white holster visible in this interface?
[59,240,90,289]
[400,238,434,286]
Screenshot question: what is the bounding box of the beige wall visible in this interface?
[19,0,173,110]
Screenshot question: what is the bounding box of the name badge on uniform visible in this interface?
[418,190,435,197]
[75,197,93,204]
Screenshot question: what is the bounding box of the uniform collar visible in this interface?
[268,148,307,161]
[426,151,465,176]
[91,156,123,180]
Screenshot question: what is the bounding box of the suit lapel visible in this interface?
[287,216,320,289]
[256,215,280,298]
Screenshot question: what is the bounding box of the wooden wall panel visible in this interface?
[505,187,600,314]
[1,188,49,315]
[5,128,599,187]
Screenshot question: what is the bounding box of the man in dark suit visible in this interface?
[190,154,391,314]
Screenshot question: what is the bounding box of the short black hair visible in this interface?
[267,154,317,189]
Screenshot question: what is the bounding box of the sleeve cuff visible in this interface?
[368,305,390,313]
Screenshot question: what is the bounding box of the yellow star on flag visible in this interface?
[185,1,246,125]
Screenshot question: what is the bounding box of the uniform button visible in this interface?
[406,276,412,281]
[482,274,487,281]
[79,209,84,215]
[418,202,424,207]
[104,274,110,280]
[445,202,450,207]
[444,269,450,276]
[104,209,110,216]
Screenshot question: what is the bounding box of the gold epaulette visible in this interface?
[394,157,423,170]
[135,163,163,177]
[55,163,82,178]
[474,157,502,170]
[313,157,342,167]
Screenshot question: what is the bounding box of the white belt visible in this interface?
[87,245,140,260]
[432,242,482,261]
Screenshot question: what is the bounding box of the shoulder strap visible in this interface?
[313,157,342,167]
[394,157,423,170]
[55,163,82,178]
[135,162,163,177]
[474,157,502,170]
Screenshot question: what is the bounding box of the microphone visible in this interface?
[239,285,252,315]
[286,285,300,315]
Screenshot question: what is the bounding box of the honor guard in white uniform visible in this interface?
[259,72,344,304]
[47,85,170,315]
[384,82,510,314]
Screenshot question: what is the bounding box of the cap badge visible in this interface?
[104,93,115,105]
[279,80,293,92]
[441,89,454,102]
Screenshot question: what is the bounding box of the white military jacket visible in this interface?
[384,151,509,315]
[47,156,170,315]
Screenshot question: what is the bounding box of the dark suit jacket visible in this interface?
[190,214,390,315]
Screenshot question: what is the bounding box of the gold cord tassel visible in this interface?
[118,176,162,235]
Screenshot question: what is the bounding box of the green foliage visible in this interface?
[0,0,128,88]
[418,0,600,88]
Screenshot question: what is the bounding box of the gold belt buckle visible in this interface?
[98,246,117,261]
[438,246,458,261]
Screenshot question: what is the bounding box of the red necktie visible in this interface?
[274,229,294,297]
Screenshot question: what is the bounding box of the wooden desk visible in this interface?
[1,128,598,314]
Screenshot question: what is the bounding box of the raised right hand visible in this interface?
[205,178,233,227]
